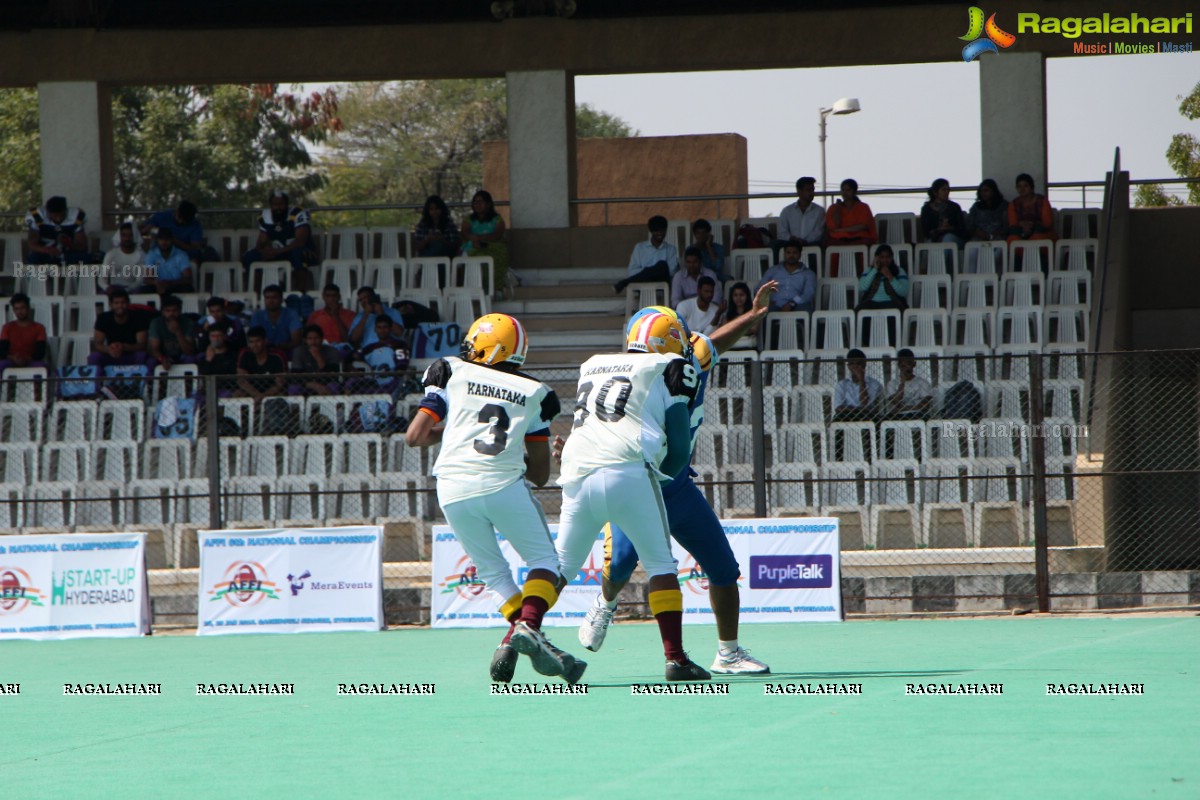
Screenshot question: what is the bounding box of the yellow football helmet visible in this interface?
[625,311,688,358]
[624,305,689,338]
[462,313,528,367]
[689,332,715,373]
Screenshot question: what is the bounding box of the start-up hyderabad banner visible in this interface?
[197,526,383,635]
[431,517,842,628]
[0,532,150,640]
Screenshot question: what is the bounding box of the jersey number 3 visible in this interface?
[473,403,510,455]
[572,377,632,429]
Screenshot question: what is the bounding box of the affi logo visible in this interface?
[440,556,488,600]
[0,567,46,615]
[208,562,281,607]
[677,555,710,595]
[960,7,1017,61]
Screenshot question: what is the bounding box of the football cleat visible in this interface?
[510,621,577,677]
[563,657,588,686]
[462,313,528,368]
[490,644,518,683]
[665,656,712,682]
[625,311,689,359]
[710,647,770,675]
[578,595,616,652]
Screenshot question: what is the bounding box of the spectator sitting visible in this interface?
[141,227,195,296]
[717,281,761,349]
[249,284,302,354]
[196,296,246,353]
[140,201,205,265]
[775,176,826,256]
[88,287,152,368]
[0,293,48,375]
[690,218,729,281]
[833,348,882,422]
[759,242,816,313]
[353,316,411,394]
[414,194,460,258]
[884,348,933,421]
[147,294,197,369]
[102,222,146,294]
[858,245,909,310]
[675,276,721,336]
[966,178,1009,271]
[291,324,343,396]
[235,326,287,402]
[920,178,967,248]
[459,190,509,295]
[197,326,238,396]
[615,215,679,294]
[1006,172,1056,244]
[307,283,356,345]
[24,195,90,265]
[825,178,878,246]
[672,246,722,307]
[348,286,405,348]
[242,190,318,291]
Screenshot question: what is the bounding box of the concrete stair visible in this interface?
[503,267,630,367]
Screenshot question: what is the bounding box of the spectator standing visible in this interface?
[775,176,826,254]
[147,295,197,368]
[833,348,882,422]
[671,246,722,307]
[690,219,729,281]
[675,276,721,335]
[140,201,205,265]
[307,284,355,344]
[142,227,195,296]
[242,190,318,290]
[615,215,679,294]
[414,195,460,258]
[88,288,152,368]
[758,242,816,313]
[459,190,509,295]
[884,349,934,420]
[25,196,89,265]
[0,293,48,374]
[235,326,288,402]
[249,285,302,353]
[920,178,968,247]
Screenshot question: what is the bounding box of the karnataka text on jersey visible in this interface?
[466,380,527,405]
[583,363,635,376]
[631,683,730,695]
[905,683,1004,695]
[63,683,161,695]
[336,683,436,695]
[1046,683,1145,695]
[490,683,590,695]
[764,683,863,695]
[195,683,295,695]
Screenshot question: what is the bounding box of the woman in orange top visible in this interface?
[1006,172,1055,243]
[825,178,878,246]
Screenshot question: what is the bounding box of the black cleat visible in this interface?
[510,621,575,678]
[490,644,518,683]
[563,658,588,685]
[665,657,712,682]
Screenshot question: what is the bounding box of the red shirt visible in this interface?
[1,320,47,361]
[306,307,356,344]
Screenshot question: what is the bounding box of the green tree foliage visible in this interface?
[317,79,636,227]
[0,84,339,227]
[1133,184,1181,207]
[1139,79,1200,207]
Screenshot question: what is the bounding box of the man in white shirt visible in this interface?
[884,348,934,420]
[775,176,826,257]
[833,348,883,422]
[615,215,679,294]
[676,276,720,335]
[101,222,147,293]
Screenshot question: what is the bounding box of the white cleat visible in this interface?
[578,596,616,652]
[710,647,770,675]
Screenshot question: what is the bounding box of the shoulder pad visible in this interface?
[663,358,699,400]
[540,390,561,423]
[422,358,453,389]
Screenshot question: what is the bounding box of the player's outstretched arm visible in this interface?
[404,409,441,447]
[707,279,778,355]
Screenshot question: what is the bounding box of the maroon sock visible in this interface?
[656,610,686,662]
[518,597,550,630]
[501,621,516,645]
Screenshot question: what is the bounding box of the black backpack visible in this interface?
[941,380,982,423]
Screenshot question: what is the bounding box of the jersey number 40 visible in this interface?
[572,377,632,429]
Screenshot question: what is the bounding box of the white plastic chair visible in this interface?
[914,242,959,276]
[1044,380,1084,421]
[1009,240,1053,274]
[320,259,364,295]
[247,261,292,295]
[240,436,290,478]
[938,346,990,384]
[410,256,450,291]
[768,465,819,517]
[986,380,1030,420]
[774,424,827,466]
[810,310,855,351]
[921,459,973,548]
[30,297,65,337]
[334,434,385,476]
[142,439,193,480]
[828,421,877,464]
[202,262,243,295]
[879,421,928,462]
[1000,273,1044,308]
[40,442,90,482]
[76,481,125,528]
[452,256,496,296]
[26,482,76,529]
[1048,271,1092,308]
[950,309,995,348]
[324,227,370,261]
[817,276,858,311]
[953,274,998,309]
[1045,343,1086,381]
[872,460,921,549]
[0,443,38,484]
[856,309,902,348]
[1053,238,1097,273]
[0,403,44,444]
[759,350,804,389]
[993,343,1042,381]
[98,399,146,440]
[794,386,832,426]
[909,274,951,310]
[224,477,274,525]
[875,212,918,245]
[822,245,868,279]
[927,418,977,460]
[1056,208,1100,240]
[1043,304,1089,347]
[91,441,138,483]
[902,309,949,348]
[328,474,381,523]
[624,283,670,319]
[973,457,1026,547]
[275,476,324,525]
[367,259,408,301]
[729,249,771,286]
[963,241,1006,275]
[761,311,809,351]
[820,462,872,549]
[996,308,1043,346]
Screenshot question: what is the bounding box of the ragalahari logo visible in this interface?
[208,562,281,607]
[440,556,488,600]
[0,567,47,615]
[960,7,1017,61]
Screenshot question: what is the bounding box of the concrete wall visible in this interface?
[484,134,749,227]
[1128,206,1200,350]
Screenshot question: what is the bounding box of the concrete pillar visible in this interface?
[38,82,113,231]
[505,70,576,229]
[979,52,1047,194]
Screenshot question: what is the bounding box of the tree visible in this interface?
[0,84,339,225]
[316,79,636,226]
[1138,79,1200,207]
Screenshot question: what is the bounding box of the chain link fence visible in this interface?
[0,350,1197,624]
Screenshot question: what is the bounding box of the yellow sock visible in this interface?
[648,588,683,616]
[522,578,559,610]
[499,592,523,621]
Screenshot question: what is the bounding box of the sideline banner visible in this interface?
[198,526,383,635]
[430,517,841,628]
[0,532,150,640]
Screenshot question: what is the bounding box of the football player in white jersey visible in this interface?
[556,312,710,681]
[405,313,585,684]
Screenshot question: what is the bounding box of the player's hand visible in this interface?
[753,280,778,311]
[551,434,566,463]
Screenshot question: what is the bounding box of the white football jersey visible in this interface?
[419,357,559,504]
[558,352,698,486]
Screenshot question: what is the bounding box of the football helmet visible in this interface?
[624,305,690,338]
[462,313,528,367]
[625,311,689,358]
[689,332,716,373]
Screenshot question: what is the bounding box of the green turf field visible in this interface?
[1,616,1196,799]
